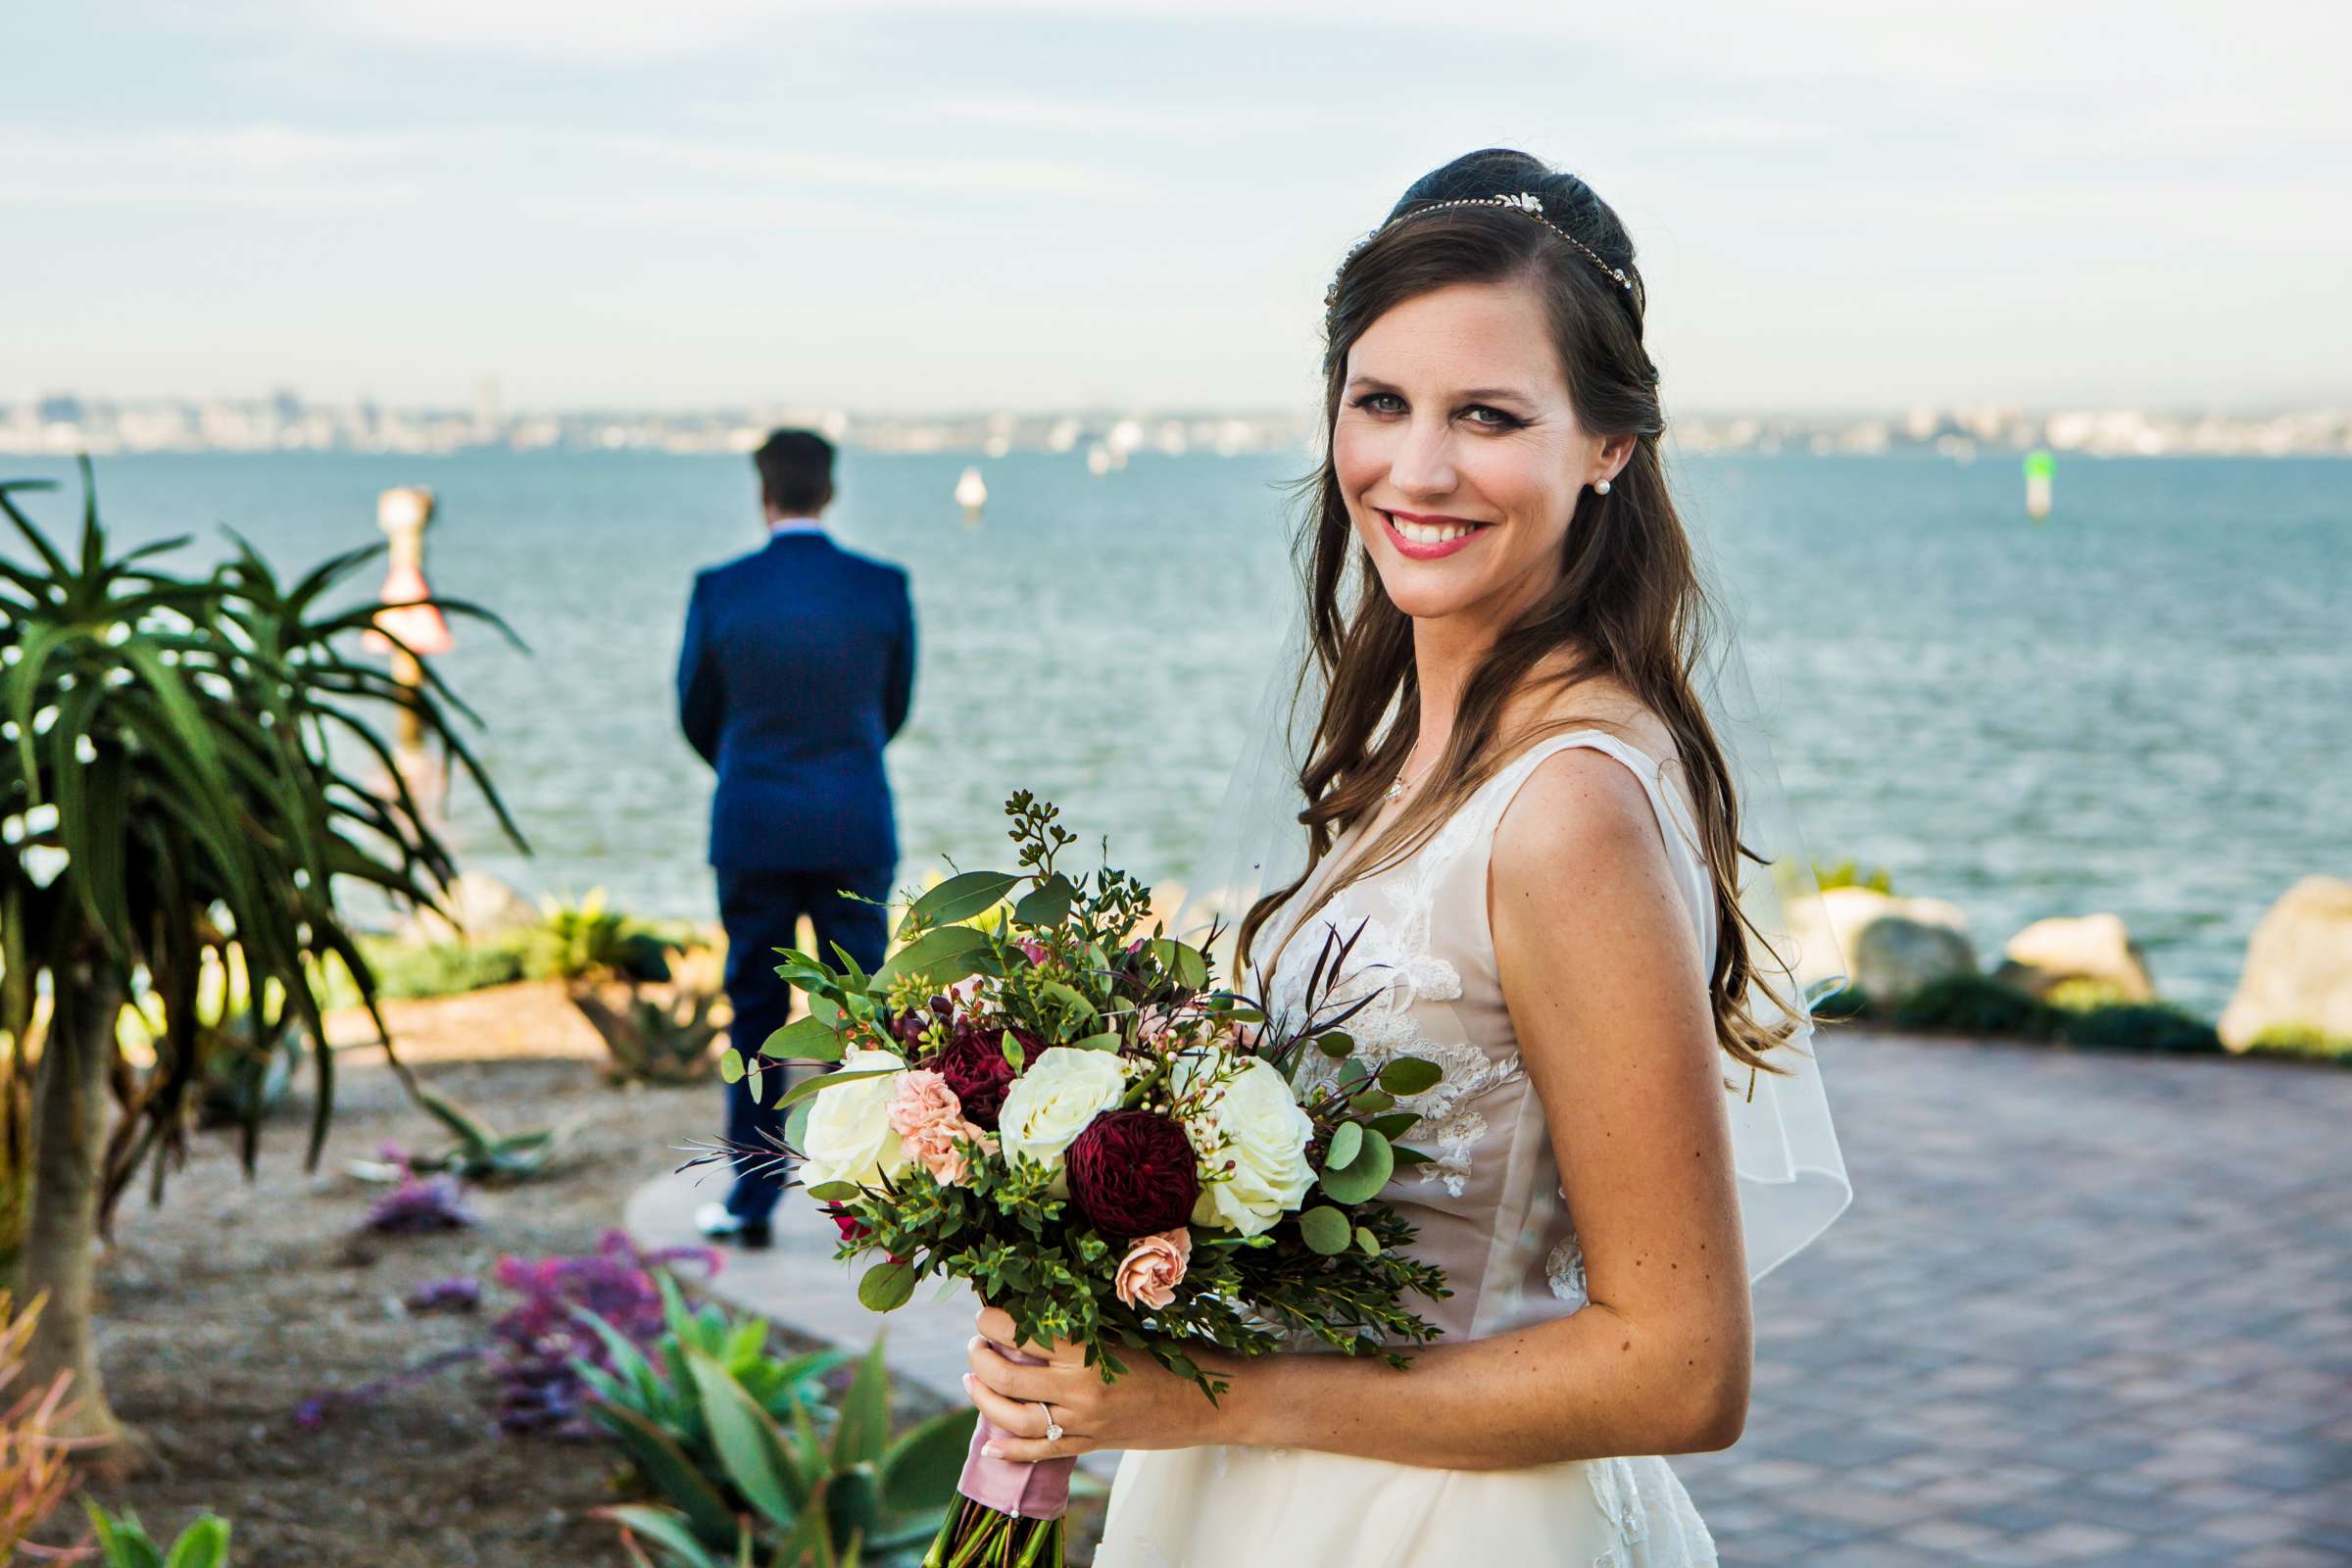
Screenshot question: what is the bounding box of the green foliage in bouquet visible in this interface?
[593,1335,976,1568]
[82,1502,231,1568]
[715,794,1449,1402]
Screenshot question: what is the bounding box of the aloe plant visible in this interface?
[81,1502,230,1568]
[346,1087,564,1184]
[0,462,522,1442]
[595,1335,975,1568]
[576,1272,849,1465]
[574,981,727,1086]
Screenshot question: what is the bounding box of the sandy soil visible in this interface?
[20,981,769,1566]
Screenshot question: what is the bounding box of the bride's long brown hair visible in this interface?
[1240,149,1794,1075]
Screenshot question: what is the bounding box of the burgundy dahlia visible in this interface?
[1065,1110,1200,1238]
[933,1025,1020,1130]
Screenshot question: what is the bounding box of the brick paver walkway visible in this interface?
[632,1031,2351,1566]
[1675,1031,2350,1566]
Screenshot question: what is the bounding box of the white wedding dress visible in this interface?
[1095,732,1722,1567]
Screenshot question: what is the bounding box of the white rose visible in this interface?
[1176,1050,1315,1237]
[799,1047,911,1191]
[996,1047,1129,1194]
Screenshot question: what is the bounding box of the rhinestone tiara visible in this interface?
[1324,190,1634,317]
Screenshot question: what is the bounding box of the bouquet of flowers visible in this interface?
[711,795,1448,1567]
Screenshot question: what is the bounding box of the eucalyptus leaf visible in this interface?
[857,1258,918,1312]
[1146,937,1209,990]
[1378,1055,1443,1097]
[1325,1121,1363,1169]
[872,923,992,987]
[761,1013,844,1062]
[906,870,1021,928]
[718,1051,745,1085]
[1354,1226,1380,1256]
[804,1180,861,1202]
[1319,1126,1395,1204]
[1315,1031,1355,1058]
[1010,874,1078,928]
[1298,1204,1351,1254]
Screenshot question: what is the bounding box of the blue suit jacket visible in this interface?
[677,531,915,872]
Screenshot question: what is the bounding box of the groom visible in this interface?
[677,428,917,1247]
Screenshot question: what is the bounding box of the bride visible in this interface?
[958,148,1849,1566]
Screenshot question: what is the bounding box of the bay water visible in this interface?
[7,448,2342,1016]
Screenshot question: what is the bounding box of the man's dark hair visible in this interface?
[755,428,836,515]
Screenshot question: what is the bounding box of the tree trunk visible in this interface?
[18,959,127,1448]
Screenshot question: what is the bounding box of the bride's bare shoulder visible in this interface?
[1509,673,1681,768]
[1501,672,1698,824]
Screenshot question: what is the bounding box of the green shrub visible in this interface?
[360,936,531,1000]
[1884,974,2228,1056]
[526,890,679,984]
[2057,1004,2221,1055]
[331,895,698,1005]
[2243,1026,2352,1064]
[2041,976,2137,1011]
[1890,973,2064,1036]
[1808,985,1872,1022]
[1813,858,1894,895]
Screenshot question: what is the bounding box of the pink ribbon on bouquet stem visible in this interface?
[956,1343,1074,1521]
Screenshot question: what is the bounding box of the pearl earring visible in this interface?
[1594,479,1612,495]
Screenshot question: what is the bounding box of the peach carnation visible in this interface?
[887,1069,997,1187]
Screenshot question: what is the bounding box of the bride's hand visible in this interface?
[962,1305,1228,1461]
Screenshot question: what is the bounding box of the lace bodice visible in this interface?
[1264,731,1718,1343]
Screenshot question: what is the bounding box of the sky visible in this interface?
[6,0,2349,416]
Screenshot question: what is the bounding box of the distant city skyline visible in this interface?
[10,2,2349,413]
[13,388,2344,462]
